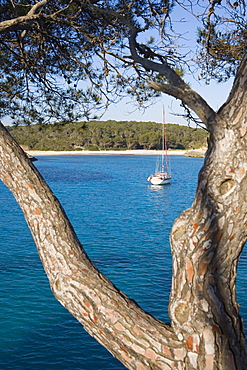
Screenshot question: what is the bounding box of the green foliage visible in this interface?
[195,1,247,82]
[7,120,208,151]
[0,0,177,124]
[1,0,247,128]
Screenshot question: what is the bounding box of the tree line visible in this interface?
[7,120,208,151]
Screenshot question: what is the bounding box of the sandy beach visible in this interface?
[26,149,187,156]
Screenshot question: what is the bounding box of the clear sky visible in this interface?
[101,78,233,126]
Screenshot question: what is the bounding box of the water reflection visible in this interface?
[148,184,171,191]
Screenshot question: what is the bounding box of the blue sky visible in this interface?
[101,78,233,126]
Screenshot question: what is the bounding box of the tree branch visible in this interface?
[148,80,216,127]
[129,29,217,127]
[0,0,48,33]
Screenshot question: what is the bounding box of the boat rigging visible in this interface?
[147,108,172,185]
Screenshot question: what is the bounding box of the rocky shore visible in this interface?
[184,147,207,158]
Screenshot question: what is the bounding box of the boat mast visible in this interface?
[162,107,169,173]
[165,119,169,173]
[161,108,164,172]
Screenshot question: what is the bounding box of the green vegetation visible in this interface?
[7,120,208,151]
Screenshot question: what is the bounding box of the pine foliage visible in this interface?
[7,120,208,151]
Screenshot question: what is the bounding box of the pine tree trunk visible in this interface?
[169,105,247,368]
[0,122,181,369]
[1,114,247,369]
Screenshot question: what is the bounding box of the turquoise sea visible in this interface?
[1,154,247,369]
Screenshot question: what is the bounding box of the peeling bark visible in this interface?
[127,34,247,368]
[0,123,184,369]
[2,105,247,368]
[2,1,247,368]
[1,29,247,370]
[167,71,247,368]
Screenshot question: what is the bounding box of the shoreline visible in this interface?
[26,149,187,156]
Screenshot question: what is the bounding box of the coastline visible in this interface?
[26,149,187,156]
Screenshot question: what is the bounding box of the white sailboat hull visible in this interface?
[147,172,171,185]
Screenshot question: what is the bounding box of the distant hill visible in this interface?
[7,120,208,151]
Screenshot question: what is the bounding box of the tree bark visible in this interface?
[167,54,247,369]
[2,2,247,368]
[128,28,247,367]
[1,106,247,368]
[0,123,183,369]
[0,0,48,33]
[169,120,247,368]
[2,51,247,370]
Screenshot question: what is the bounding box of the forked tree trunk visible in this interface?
[1,102,247,368]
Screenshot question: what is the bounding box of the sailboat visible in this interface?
[147,108,171,185]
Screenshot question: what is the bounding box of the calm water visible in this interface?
[0,155,246,369]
